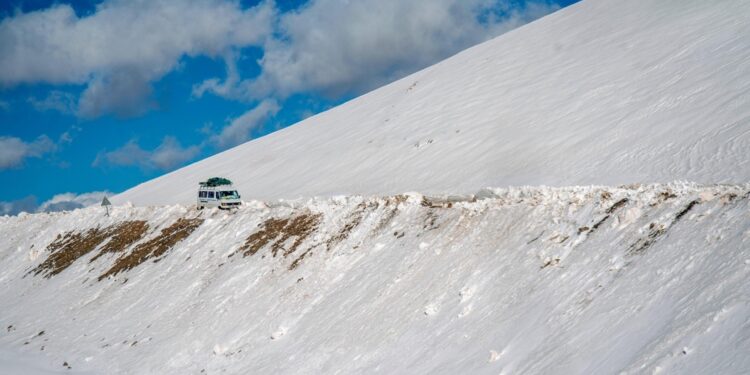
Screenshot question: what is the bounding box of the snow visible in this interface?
[114,0,750,206]
[2,184,750,373]
[4,0,750,373]
[0,349,83,375]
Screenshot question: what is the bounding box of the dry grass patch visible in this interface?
[650,189,677,206]
[90,221,149,263]
[32,229,110,277]
[32,221,150,278]
[326,203,366,250]
[371,196,406,235]
[237,213,321,258]
[628,222,667,255]
[99,218,203,280]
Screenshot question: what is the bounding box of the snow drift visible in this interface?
[2,184,750,373]
[114,0,750,206]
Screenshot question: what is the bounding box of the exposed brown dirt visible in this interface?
[33,221,153,277]
[98,218,203,280]
[650,190,677,206]
[289,248,313,270]
[579,198,630,236]
[421,196,465,208]
[326,203,366,251]
[423,210,440,231]
[628,200,699,256]
[540,257,560,269]
[605,198,629,214]
[387,195,408,206]
[32,228,110,277]
[628,222,667,255]
[590,215,609,231]
[238,217,288,256]
[289,207,369,270]
[372,206,398,235]
[237,213,321,258]
[548,234,569,244]
[371,196,406,235]
[720,193,738,205]
[90,221,149,263]
[674,200,699,221]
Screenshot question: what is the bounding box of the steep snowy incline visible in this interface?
[114,0,750,206]
[2,184,750,374]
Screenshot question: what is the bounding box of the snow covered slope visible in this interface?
[2,184,750,374]
[115,0,750,206]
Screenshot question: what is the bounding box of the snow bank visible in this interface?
[1,184,749,374]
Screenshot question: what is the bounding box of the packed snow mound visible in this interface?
[2,184,750,374]
[114,0,750,206]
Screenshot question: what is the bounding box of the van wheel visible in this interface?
[197,205,204,210]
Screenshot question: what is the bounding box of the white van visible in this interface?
[197,177,242,209]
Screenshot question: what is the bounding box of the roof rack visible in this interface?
[199,177,233,187]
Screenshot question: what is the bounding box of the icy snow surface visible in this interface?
[2,184,750,374]
[114,0,750,206]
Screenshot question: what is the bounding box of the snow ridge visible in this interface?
[2,183,749,374]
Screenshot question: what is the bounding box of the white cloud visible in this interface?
[2,0,560,118]
[0,0,274,117]
[94,136,201,170]
[211,99,280,149]
[0,196,37,216]
[38,190,113,213]
[198,0,559,100]
[59,131,74,145]
[0,190,114,216]
[150,137,202,170]
[28,90,77,114]
[93,140,150,168]
[191,51,242,99]
[77,69,156,118]
[0,135,56,169]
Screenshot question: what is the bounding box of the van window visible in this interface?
[218,191,240,199]
[198,191,205,198]
[208,191,215,199]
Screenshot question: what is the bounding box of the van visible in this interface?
[197,177,242,209]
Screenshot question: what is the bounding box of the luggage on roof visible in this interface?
[200,177,233,187]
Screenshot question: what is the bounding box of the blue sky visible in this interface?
[0,0,577,214]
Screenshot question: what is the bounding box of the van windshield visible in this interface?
[218,191,239,199]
